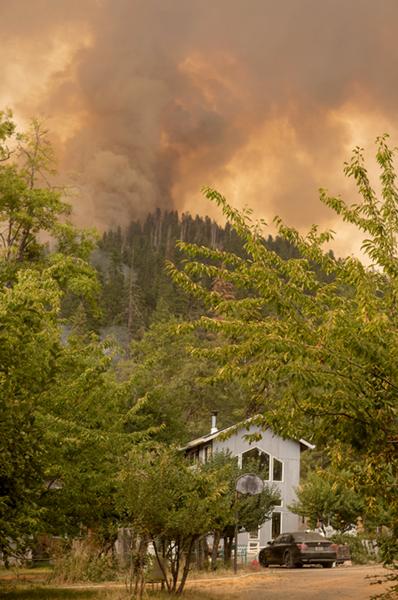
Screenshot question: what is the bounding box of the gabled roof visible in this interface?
[298,438,316,450]
[181,423,236,451]
[181,418,314,451]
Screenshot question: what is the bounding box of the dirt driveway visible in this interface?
[188,565,391,600]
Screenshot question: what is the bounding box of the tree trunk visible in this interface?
[176,536,196,595]
[152,537,171,593]
[211,531,221,570]
[223,535,233,567]
[195,539,201,570]
[171,538,180,593]
[133,537,148,600]
[202,536,210,571]
[196,537,207,570]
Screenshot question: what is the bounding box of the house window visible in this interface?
[271,512,281,538]
[248,528,259,540]
[272,458,283,482]
[241,448,270,480]
[189,449,200,464]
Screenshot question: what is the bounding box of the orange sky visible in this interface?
[1,0,398,255]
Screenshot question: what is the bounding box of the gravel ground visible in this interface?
[188,564,392,600]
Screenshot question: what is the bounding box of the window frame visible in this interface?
[272,457,284,482]
[240,446,270,481]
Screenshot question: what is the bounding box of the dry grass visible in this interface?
[0,564,270,600]
[0,585,229,600]
[0,566,270,599]
[0,588,105,600]
[0,566,52,582]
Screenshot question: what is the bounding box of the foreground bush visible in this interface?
[50,539,118,583]
[331,533,380,565]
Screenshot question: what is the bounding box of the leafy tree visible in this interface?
[1,290,144,559]
[119,319,248,444]
[0,116,69,268]
[0,112,142,562]
[0,269,61,561]
[0,112,98,297]
[167,136,398,571]
[36,332,148,546]
[289,469,364,533]
[0,109,17,162]
[119,445,232,594]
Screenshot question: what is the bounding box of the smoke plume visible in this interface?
[2,0,398,250]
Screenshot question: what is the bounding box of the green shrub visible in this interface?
[50,539,118,583]
[331,533,379,565]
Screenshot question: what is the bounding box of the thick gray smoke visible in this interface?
[1,0,398,238]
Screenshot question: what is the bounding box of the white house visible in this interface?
[182,413,313,557]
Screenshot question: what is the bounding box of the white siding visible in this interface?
[212,423,302,549]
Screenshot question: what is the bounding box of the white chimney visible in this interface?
[210,411,218,434]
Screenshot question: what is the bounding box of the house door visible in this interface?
[271,512,281,539]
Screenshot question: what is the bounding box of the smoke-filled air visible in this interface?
[2,0,398,247]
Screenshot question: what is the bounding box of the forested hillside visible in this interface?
[79,209,301,341]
